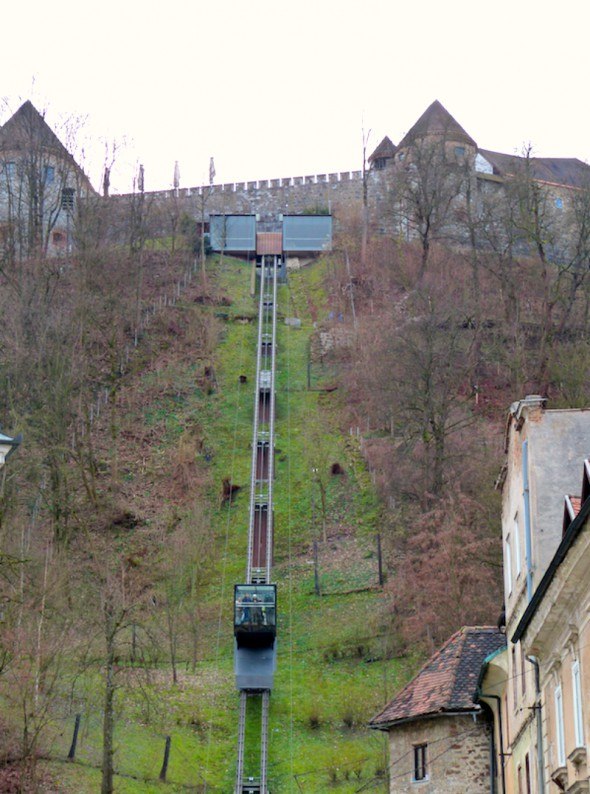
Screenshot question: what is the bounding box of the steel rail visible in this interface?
[245,260,267,584]
[236,256,280,793]
[235,691,248,793]
[265,257,278,580]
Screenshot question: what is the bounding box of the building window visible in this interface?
[555,684,566,767]
[512,646,519,708]
[524,753,531,794]
[413,743,427,781]
[373,157,387,170]
[555,197,564,209]
[505,537,512,596]
[61,187,75,211]
[455,146,466,157]
[517,764,523,794]
[398,152,405,162]
[521,645,527,697]
[514,514,521,575]
[5,162,16,179]
[44,165,55,185]
[572,660,585,747]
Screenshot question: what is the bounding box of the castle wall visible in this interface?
[136,170,364,228]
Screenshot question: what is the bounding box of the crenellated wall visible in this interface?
[113,170,365,229]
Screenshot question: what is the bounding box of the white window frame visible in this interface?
[505,536,512,596]
[555,684,566,766]
[572,660,585,748]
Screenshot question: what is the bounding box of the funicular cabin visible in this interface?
[234,584,277,649]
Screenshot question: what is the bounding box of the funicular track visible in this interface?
[235,256,279,794]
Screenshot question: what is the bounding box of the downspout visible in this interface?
[527,655,545,794]
[522,439,534,600]
[477,690,505,794]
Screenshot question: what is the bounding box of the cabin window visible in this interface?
[413,743,427,781]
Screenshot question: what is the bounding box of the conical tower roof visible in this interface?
[397,100,476,150]
[368,135,397,163]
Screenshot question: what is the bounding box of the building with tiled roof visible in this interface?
[370,626,505,793]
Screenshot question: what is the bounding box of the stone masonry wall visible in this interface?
[128,170,364,232]
[387,714,491,794]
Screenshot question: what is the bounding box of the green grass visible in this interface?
[32,255,419,792]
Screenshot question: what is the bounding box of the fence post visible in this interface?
[313,540,321,597]
[376,532,384,586]
[159,735,171,781]
[67,714,82,761]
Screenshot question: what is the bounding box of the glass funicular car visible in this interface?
[234,584,277,649]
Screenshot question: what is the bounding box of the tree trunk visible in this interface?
[101,612,116,794]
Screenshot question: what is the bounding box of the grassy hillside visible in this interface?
[4,255,417,792]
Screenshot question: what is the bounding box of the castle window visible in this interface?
[455,146,466,158]
[61,187,75,211]
[413,743,427,781]
[398,152,405,162]
[373,158,387,170]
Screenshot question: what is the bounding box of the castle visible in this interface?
[1,99,589,256]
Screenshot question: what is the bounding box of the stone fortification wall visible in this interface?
[114,170,364,229]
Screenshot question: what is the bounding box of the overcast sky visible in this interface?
[3,0,588,193]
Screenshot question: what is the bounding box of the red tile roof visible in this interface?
[570,496,582,516]
[369,627,506,730]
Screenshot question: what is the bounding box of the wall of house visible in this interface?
[387,714,491,793]
[520,510,590,791]
[502,403,590,630]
